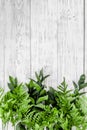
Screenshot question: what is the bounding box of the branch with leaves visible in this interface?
[0,69,87,130]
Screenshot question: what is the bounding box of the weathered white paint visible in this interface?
[0,0,86,130]
[57,0,84,88]
[0,1,7,130]
[85,0,87,94]
[0,1,5,129]
[14,0,31,83]
[31,0,58,88]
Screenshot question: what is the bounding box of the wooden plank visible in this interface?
[6,0,31,129]
[0,0,85,130]
[4,0,16,92]
[0,0,5,88]
[0,1,5,129]
[0,0,31,129]
[31,0,58,88]
[57,0,84,88]
[0,1,11,130]
[14,0,31,83]
[3,0,16,130]
[85,0,87,93]
[85,0,87,87]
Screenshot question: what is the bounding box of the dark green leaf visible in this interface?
[8,83,14,91]
[16,123,26,130]
[78,74,85,86]
[79,83,87,90]
[73,81,78,89]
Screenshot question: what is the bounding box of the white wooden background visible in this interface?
[0,0,86,130]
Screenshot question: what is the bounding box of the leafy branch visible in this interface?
[0,70,87,130]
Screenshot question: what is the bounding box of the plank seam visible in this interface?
[57,0,58,84]
[30,0,31,77]
[83,0,85,74]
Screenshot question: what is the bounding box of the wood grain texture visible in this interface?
[57,0,84,88]
[0,0,85,130]
[31,0,58,88]
[3,0,16,130]
[0,1,9,130]
[0,1,5,130]
[0,0,31,129]
[85,0,87,77]
[13,0,31,82]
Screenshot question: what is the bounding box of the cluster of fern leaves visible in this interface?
[0,69,87,130]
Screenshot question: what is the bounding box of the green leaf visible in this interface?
[30,80,41,91]
[16,123,26,130]
[8,83,14,91]
[35,104,45,110]
[79,92,87,96]
[9,76,15,84]
[41,75,50,82]
[79,83,87,90]
[78,74,85,86]
[40,68,43,77]
[40,89,46,96]
[35,123,40,130]
[36,95,48,104]
[35,72,40,82]
[29,97,35,104]
[73,81,78,89]
[8,76,18,91]
[0,87,4,99]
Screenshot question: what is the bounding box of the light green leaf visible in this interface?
[36,95,48,104]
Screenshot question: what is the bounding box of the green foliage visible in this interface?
[8,76,18,91]
[53,78,86,129]
[16,122,26,130]
[0,87,4,118]
[22,106,58,130]
[0,77,30,125]
[0,87,4,100]
[0,71,87,130]
[73,74,87,95]
[26,69,49,103]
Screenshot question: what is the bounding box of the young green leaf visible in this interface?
[36,95,48,104]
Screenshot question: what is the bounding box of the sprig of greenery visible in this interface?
[0,70,87,130]
[73,74,87,96]
[0,76,30,126]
